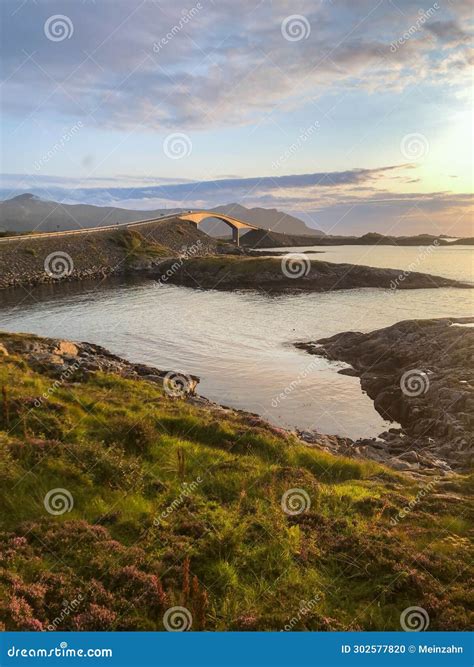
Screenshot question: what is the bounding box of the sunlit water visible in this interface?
[256,244,474,284]
[1,245,472,440]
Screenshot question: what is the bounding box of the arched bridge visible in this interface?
[177,210,259,245]
[0,209,260,247]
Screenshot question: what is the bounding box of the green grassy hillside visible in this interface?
[0,334,472,631]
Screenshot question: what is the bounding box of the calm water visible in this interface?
[1,245,472,439]
[256,244,474,284]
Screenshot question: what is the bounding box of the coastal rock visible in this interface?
[150,256,472,293]
[53,341,79,357]
[296,317,474,472]
[0,332,199,396]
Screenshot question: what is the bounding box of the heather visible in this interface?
[0,333,472,631]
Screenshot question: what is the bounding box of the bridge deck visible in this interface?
[0,210,259,244]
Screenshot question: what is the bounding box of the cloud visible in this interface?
[1,1,471,238]
[0,164,408,206]
[425,20,471,46]
[292,194,473,237]
[1,165,472,236]
[0,0,471,131]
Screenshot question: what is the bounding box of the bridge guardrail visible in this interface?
[0,210,258,244]
[0,214,179,244]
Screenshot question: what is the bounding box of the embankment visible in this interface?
[0,218,222,289]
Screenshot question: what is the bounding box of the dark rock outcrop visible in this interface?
[240,228,326,248]
[152,256,472,292]
[296,317,474,472]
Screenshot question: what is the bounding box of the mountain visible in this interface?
[240,228,329,248]
[0,194,179,233]
[209,203,325,237]
[0,194,324,237]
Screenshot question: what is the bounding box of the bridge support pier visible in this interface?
[232,227,240,246]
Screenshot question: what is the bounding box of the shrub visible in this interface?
[104,417,157,456]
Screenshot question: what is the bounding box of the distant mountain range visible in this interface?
[0,194,325,237]
[240,229,471,247]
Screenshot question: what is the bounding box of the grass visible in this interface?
[182,256,284,274]
[22,247,37,257]
[0,340,472,631]
[113,229,169,261]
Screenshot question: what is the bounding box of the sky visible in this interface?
[0,0,472,235]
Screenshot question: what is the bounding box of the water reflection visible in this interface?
[1,244,472,439]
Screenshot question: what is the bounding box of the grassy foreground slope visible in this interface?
[0,333,472,631]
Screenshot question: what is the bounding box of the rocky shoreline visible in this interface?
[3,331,473,631]
[2,324,471,478]
[0,333,199,396]
[296,317,474,474]
[0,331,306,447]
[149,255,472,292]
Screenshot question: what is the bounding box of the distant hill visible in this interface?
[3,195,466,245]
[0,194,178,233]
[241,229,461,248]
[321,232,447,246]
[450,237,474,245]
[319,232,474,246]
[0,194,324,237]
[207,203,325,237]
[240,228,328,248]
